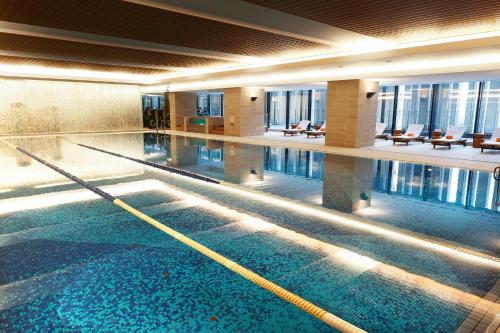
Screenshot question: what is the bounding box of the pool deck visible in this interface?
[2,129,499,172]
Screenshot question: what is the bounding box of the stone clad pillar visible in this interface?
[168,92,197,131]
[223,87,265,137]
[325,80,379,148]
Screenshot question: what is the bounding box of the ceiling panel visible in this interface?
[0,55,171,75]
[244,0,500,43]
[0,33,230,68]
[0,0,330,58]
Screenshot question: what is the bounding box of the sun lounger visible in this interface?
[392,124,425,145]
[282,120,310,136]
[375,122,388,140]
[480,127,500,152]
[431,126,467,149]
[305,122,326,138]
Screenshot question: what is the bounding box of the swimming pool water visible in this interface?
[0,133,498,332]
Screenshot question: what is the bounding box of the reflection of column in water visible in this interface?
[169,136,198,166]
[322,154,373,213]
[223,142,264,184]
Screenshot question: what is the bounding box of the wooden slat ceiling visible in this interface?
[244,0,500,43]
[0,0,329,58]
[0,55,171,75]
[0,33,229,68]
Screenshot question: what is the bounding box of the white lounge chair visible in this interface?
[481,127,500,152]
[305,121,326,138]
[375,122,388,140]
[392,124,425,145]
[431,126,467,149]
[282,120,310,136]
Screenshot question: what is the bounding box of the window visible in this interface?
[311,89,326,126]
[376,86,395,130]
[268,91,287,129]
[288,90,309,125]
[477,80,500,134]
[395,84,432,133]
[197,92,223,116]
[433,81,479,134]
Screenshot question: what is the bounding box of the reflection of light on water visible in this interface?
[333,249,378,271]
[164,172,500,270]
[0,179,161,215]
[356,207,386,216]
[33,173,143,189]
[0,188,13,193]
[310,195,323,205]
[157,180,499,313]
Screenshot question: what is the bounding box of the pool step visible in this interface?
[0,190,177,236]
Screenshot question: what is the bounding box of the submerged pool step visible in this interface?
[0,190,177,236]
[0,200,196,248]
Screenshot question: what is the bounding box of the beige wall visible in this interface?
[325,79,379,148]
[0,78,142,135]
[223,87,265,137]
[168,92,197,131]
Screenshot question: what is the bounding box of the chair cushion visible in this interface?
[407,133,414,137]
[496,138,500,142]
[446,135,453,139]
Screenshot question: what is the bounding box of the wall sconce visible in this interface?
[250,96,258,101]
[366,92,376,99]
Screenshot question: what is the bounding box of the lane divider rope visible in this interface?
[73,141,500,266]
[2,140,364,333]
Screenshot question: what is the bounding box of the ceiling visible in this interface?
[0,0,499,85]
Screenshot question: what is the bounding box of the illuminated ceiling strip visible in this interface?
[156,181,500,314]
[0,63,155,84]
[0,50,192,72]
[142,51,500,92]
[124,0,391,50]
[0,21,256,63]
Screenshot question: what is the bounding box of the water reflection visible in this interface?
[142,133,499,214]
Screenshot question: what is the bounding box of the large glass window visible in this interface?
[289,90,309,125]
[395,84,433,133]
[477,80,500,134]
[376,86,395,130]
[311,89,326,126]
[141,95,165,128]
[197,93,223,116]
[433,81,479,134]
[268,91,287,129]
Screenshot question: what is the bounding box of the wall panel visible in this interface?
[0,78,142,135]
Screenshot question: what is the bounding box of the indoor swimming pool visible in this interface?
[0,132,499,332]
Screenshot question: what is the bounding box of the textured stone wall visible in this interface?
[168,92,197,131]
[0,78,142,135]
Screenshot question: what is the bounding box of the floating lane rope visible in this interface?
[3,140,364,333]
[77,143,220,184]
[72,141,500,268]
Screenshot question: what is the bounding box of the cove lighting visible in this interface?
[0,64,157,84]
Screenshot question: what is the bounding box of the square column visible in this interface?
[168,92,197,131]
[223,87,265,137]
[223,142,264,184]
[325,80,379,148]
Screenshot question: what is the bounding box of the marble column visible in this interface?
[223,87,265,137]
[325,79,379,148]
